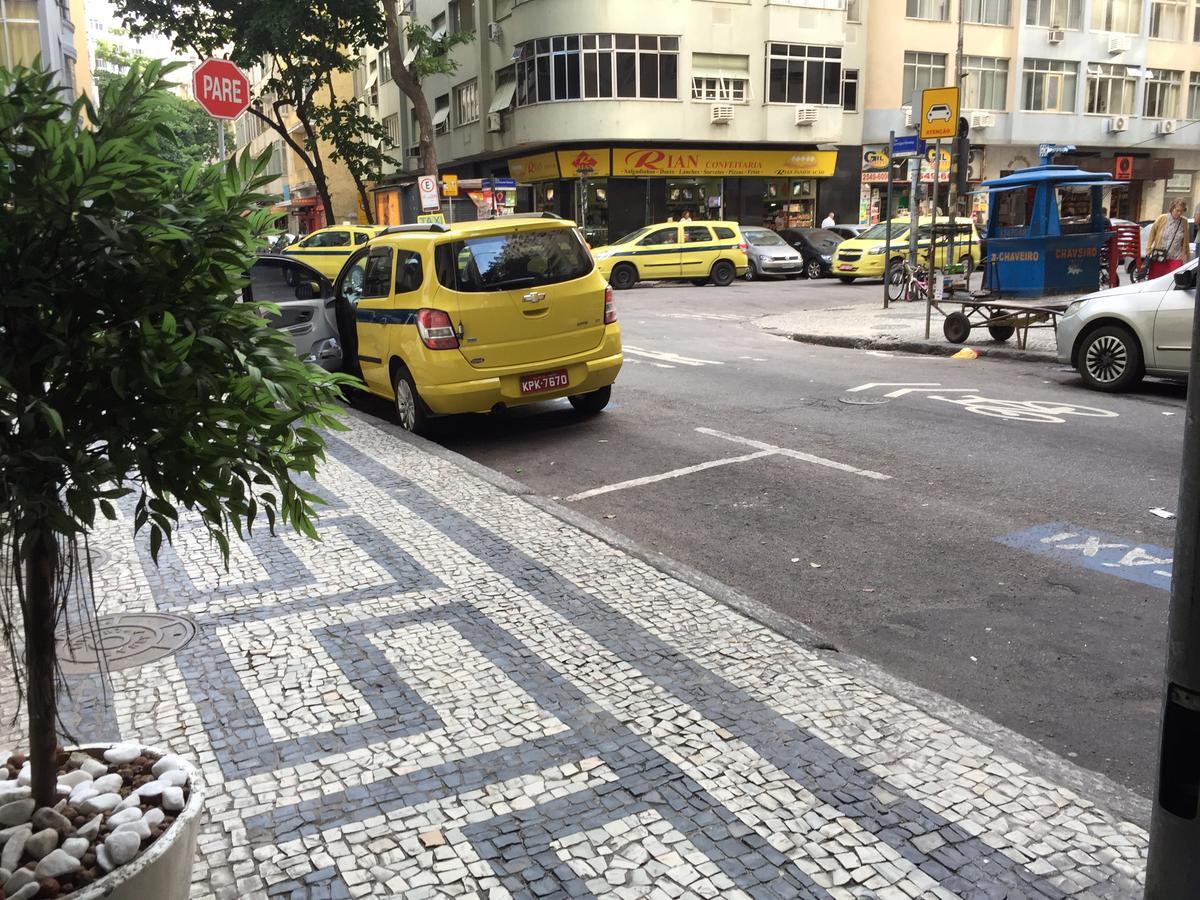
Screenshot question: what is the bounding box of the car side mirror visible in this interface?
[1174,269,1197,291]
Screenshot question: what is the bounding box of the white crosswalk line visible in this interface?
[624,345,724,367]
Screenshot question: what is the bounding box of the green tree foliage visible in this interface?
[0,62,351,806]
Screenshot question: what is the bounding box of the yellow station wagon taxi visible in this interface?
[590,221,749,289]
[832,216,981,282]
[333,214,622,434]
[283,225,384,279]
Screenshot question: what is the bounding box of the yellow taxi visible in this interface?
[832,216,981,282]
[590,221,749,289]
[332,214,622,434]
[282,224,384,279]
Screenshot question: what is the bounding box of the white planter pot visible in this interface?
[70,744,204,900]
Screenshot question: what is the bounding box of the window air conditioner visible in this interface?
[1107,35,1131,54]
[486,112,503,133]
[1158,119,1178,135]
[1108,115,1129,132]
[710,104,735,124]
[1047,28,1065,43]
[487,22,502,42]
[903,105,914,128]
[794,106,819,125]
[969,111,995,129]
[405,145,421,159]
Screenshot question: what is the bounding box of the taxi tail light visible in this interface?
[416,308,459,350]
[603,285,617,324]
[738,241,748,251]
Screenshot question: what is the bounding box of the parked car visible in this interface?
[832,217,981,283]
[243,255,343,371]
[590,220,748,289]
[1057,257,1197,392]
[778,227,845,279]
[741,227,805,279]
[825,224,867,242]
[334,215,623,433]
[282,224,385,279]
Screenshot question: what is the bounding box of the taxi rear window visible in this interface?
[434,228,593,292]
[713,226,736,240]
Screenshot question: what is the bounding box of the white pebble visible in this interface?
[141,808,165,829]
[15,765,30,787]
[156,770,188,788]
[103,745,141,766]
[107,807,142,827]
[57,770,92,789]
[9,882,40,900]
[136,781,164,799]
[80,758,108,778]
[78,793,122,815]
[68,784,98,806]
[91,774,123,794]
[0,787,30,807]
[61,836,90,859]
[161,786,184,812]
[105,829,140,866]
[114,793,141,812]
[74,814,102,841]
[22,828,58,861]
[114,819,151,841]
[34,847,81,878]
[96,843,113,872]
[150,754,187,777]
[0,799,34,827]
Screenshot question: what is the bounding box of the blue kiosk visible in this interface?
[981,158,1118,297]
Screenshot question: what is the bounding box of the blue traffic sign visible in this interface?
[492,177,517,189]
[891,135,926,158]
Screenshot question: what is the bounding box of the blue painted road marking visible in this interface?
[998,522,1173,591]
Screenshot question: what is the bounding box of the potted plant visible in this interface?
[0,62,350,897]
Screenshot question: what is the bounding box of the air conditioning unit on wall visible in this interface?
[795,105,819,125]
[970,111,995,129]
[486,112,503,133]
[1048,28,1065,43]
[487,22,502,42]
[710,104,735,124]
[1158,119,1178,135]
[1108,115,1129,132]
[1107,34,1131,54]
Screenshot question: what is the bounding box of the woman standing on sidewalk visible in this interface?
[1146,199,1191,279]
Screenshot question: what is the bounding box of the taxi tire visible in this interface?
[711,260,736,287]
[568,385,611,415]
[391,364,431,435]
[610,263,638,291]
[838,276,856,284]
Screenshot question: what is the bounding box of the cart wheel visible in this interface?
[987,314,1015,343]
[943,311,971,344]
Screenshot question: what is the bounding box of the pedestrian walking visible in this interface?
[679,210,693,222]
[1146,199,1191,279]
[821,211,836,228]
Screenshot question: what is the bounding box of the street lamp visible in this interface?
[576,166,594,243]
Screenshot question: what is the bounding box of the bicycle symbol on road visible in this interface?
[928,395,1120,424]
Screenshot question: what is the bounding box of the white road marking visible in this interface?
[695,427,891,482]
[848,382,941,392]
[624,346,724,367]
[565,451,777,502]
[738,356,769,362]
[661,312,746,321]
[848,382,979,398]
[623,358,676,369]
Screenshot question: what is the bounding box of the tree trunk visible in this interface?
[383,1,438,177]
[22,532,59,809]
[248,106,337,228]
[357,184,375,226]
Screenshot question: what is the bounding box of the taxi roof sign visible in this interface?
[917,86,959,141]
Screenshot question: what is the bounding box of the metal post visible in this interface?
[925,140,941,339]
[953,0,965,217]
[1146,275,1200,898]
[883,131,895,309]
[217,124,226,162]
[909,154,920,269]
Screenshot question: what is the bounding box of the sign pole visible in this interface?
[909,154,920,270]
[883,131,895,309]
[217,125,226,162]
[1145,273,1200,898]
[926,140,942,339]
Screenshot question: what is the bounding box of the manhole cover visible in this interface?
[838,395,891,406]
[56,614,196,674]
[85,546,111,570]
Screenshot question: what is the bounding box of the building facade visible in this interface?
[1,0,92,99]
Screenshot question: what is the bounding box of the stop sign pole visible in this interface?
[192,58,251,160]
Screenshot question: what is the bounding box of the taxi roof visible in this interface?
[369,214,578,246]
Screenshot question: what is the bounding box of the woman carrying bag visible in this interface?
[1146,199,1191,279]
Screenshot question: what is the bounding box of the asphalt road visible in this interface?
[394,276,1187,798]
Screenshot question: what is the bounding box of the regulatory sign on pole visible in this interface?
[442,174,459,197]
[891,135,926,158]
[192,59,251,120]
[417,174,440,211]
[918,86,960,141]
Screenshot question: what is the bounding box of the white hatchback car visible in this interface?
[1056,258,1197,391]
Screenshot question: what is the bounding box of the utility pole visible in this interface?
[1145,272,1200,896]
[951,0,965,217]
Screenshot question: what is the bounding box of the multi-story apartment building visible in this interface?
[2,0,92,99]
[863,0,1199,223]
[364,0,869,243]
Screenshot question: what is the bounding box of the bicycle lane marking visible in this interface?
[997,522,1172,591]
[845,383,1121,425]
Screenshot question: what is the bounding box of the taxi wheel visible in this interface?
[392,364,430,435]
[569,385,611,415]
[838,276,856,284]
[710,260,736,287]
[610,264,638,291]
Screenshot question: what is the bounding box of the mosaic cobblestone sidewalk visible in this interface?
[1,414,1147,899]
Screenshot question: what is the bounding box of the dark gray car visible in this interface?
[741,227,804,280]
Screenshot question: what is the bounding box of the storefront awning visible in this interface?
[488,80,517,114]
[281,196,319,208]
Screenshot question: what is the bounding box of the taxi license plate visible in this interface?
[838,264,855,271]
[520,369,569,395]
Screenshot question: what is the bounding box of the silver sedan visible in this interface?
[1056,258,1197,391]
[741,227,805,279]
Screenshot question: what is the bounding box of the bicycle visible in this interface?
[886,258,930,304]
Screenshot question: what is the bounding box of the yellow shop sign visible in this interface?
[613,148,837,178]
[508,151,561,182]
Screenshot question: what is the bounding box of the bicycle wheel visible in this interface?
[886,265,908,303]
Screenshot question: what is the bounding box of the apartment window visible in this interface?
[1025,0,1082,26]
[449,0,476,32]
[264,141,285,178]
[1144,68,1182,116]
[1085,62,1136,114]
[962,56,1010,109]
[691,53,749,102]
[842,68,859,111]
[454,78,479,125]
[846,0,861,21]
[1188,72,1200,117]
[1195,0,1200,39]
[379,49,391,83]
[1149,0,1188,37]
[1090,0,1143,32]
[0,0,41,70]
[431,12,447,40]
[516,34,678,105]
[907,0,949,20]
[767,43,843,105]
[433,93,450,134]
[382,114,400,149]
[964,0,1012,24]
[1021,58,1078,110]
[902,51,947,103]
